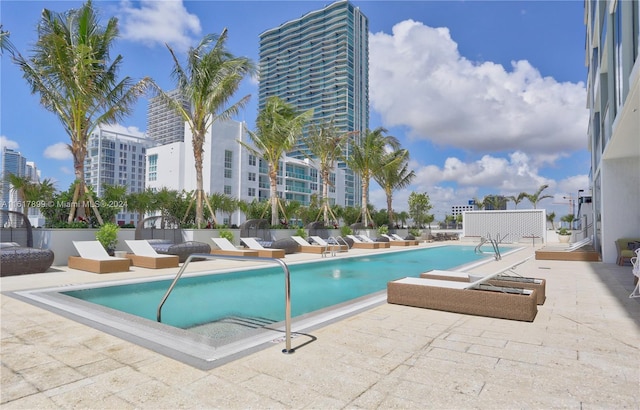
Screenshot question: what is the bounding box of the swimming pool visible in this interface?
[11,245,514,369]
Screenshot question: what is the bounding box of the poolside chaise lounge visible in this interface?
[68,241,131,274]
[390,233,421,245]
[420,265,546,305]
[381,234,418,246]
[291,236,332,255]
[210,238,259,257]
[387,276,538,322]
[359,235,391,248]
[535,236,599,262]
[124,240,179,269]
[310,236,348,254]
[346,235,383,249]
[240,237,286,258]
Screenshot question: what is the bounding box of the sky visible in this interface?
[0,0,590,221]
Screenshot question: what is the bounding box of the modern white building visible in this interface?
[84,127,157,225]
[584,0,639,263]
[146,119,347,226]
[584,0,640,263]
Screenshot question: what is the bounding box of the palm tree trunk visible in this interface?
[386,193,393,226]
[194,144,204,228]
[361,178,369,226]
[322,171,329,225]
[269,166,278,226]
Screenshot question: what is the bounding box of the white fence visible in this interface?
[463,209,547,244]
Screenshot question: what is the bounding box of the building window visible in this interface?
[248,154,256,166]
[224,150,232,179]
[224,185,232,195]
[248,187,255,197]
[248,172,256,182]
[148,154,157,181]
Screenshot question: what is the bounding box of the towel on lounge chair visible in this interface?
[210,237,259,257]
[240,237,285,258]
[125,240,179,269]
[68,241,131,274]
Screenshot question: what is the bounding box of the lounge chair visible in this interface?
[390,233,420,245]
[291,236,329,255]
[240,237,285,258]
[535,236,599,261]
[346,235,383,249]
[419,259,546,305]
[359,235,391,248]
[124,240,179,269]
[615,237,640,266]
[68,241,131,274]
[381,234,416,246]
[310,236,347,254]
[210,238,259,257]
[387,275,538,322]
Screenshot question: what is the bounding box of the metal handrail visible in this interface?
[156,253,294,354]
[330,236,350,252]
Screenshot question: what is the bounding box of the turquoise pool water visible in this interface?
[63,245,490,330]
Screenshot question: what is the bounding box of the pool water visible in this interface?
[63,245,490,330]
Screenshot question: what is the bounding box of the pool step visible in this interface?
[187,316,278,339]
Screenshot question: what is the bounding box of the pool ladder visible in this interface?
[475,233,506,261]
[156,253,295,355]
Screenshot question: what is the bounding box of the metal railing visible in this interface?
[475,233,506,261]
[156,253,294,354]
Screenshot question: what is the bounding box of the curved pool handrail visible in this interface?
[156,253,294,354]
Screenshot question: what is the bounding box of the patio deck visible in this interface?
[1,243,638,409]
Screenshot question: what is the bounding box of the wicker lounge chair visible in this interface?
[240,237,285,258]
[210,238,259,257]
[535,236,599,261]
[68,241,131,274]
[290,236,328,255]
[387,276,538,322]
[310,236,348,254]
[390,233,420,245]
[359,235,391,248]
[380,234,415,246]
[124,240,179,269]
[346,235,383,249]
[0,210,54,276]
[420,268,546,305]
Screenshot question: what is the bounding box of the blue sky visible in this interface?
[1,0,589,221]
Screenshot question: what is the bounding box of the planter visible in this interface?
[558,234,571,243]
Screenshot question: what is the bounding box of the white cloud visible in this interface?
[118,0,201,52]
[369,20,588,155]
[43,142,72,160]
[1,136,19,150]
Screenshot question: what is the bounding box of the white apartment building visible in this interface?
[84,127,157,225]
[584,0,639,263]
[146,119,347,226]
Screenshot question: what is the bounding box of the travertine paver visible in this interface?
[1,245,639,409]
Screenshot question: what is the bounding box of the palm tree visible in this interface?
[5,174,34,215]
[508,192,528,209]
[11,1,150,224]
[301,120,351,225]
[345,127,400,227]
[0,25,17,56]
[126,189,154,226]
[373,149,415,226]
[240,96,312,226]
[526,184,553,209]
[472,197,486,210]
[154,28,254,228]
[546,211,556,230]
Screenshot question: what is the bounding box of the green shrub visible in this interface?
[377,225,389,235]
[295,227,307,238]
[409,228,421,237]
[95,223,119,251]
[218,229,234,242]
[340,225,352,236]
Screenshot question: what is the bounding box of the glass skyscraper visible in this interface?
[258,0,369,207]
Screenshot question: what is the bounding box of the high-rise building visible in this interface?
[84,127,157,224]
[258,0,369,207]
[1,147,28,211]
[584,0,639,263]
[147,89,190,145]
